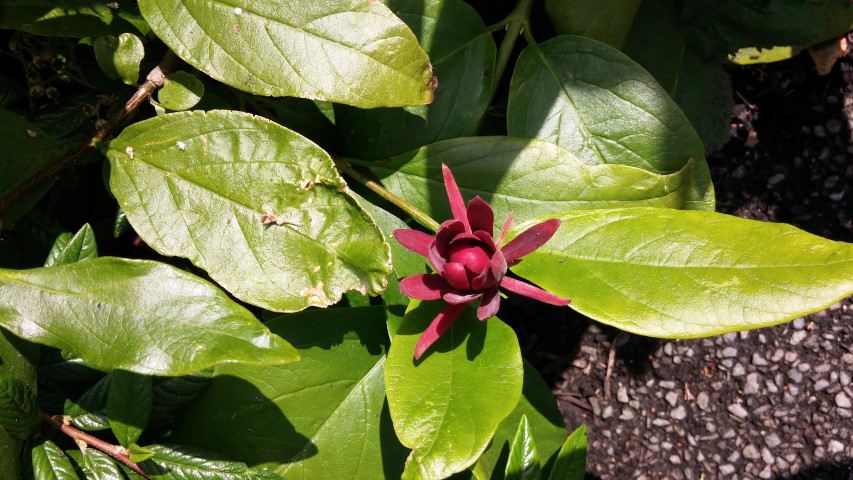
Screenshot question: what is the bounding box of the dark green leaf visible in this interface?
[505,415,542,480]
[151,369,213,413]
[511,208,853,338]
[94,34,144,85]
[0,108,67,224]
[355,137,695,226]
[106,110,391,312]
[107,370,152,447]
[139,444,284,480]
[386,301,523,479]
[31,440,80,480]
[622,0,684,93]
[44,223,98,267]
[545,0,640,49]
[0,377,38,439]
[0,75,24,108]
[336,0,495,158]
[548,425,587,480]
[0,1,146,37]
[66,374,110,431]
[672,52,732,153]
[507,36,713,211]
[0,257,299,375]
[0,328,37,479]
[170,307,407,479]
[78,448,124,480]
[137,0,435,108]
[157,72,204,111]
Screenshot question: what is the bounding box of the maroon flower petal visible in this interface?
[400,274,454,300]
[499,276,571,306]
[496,213,513,247]
[443,262,471,290]
[442,164,469,228]
[472,230,497,253]
[430,220,465,274]
[392,229,433,257]
[443,291,482,304]
[501,218,561,264]
[470,249,504,291]
[467,196,494,236]
[414,303,467,360]
[477,286,501,320]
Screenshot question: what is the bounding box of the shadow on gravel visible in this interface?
[773,458,853,480]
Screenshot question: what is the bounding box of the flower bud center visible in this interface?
[447,240,491,281]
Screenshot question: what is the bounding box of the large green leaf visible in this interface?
[0,257,298,375]
[507,36,713,211]
[106,110,391,312]
[0,327,37,480]
[0,0,147,36]
[170,307,407,479]
[336,0,495,158]
[354,137,694,226]
[474,362,568,479]
[107,370,152,447]
[511,208,853,338]
[137,0,434,108]
[0,108,67,224]
[386,301,523,479]
[545,0,641,49]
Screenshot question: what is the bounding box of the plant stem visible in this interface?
[40,412,153,479]
[0,51,178,220]
[489,0,536,101]
[333,158,440,232]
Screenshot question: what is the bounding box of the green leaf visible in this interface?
[44,223,98,267]
[386,301,523,479]
[548,426,587,480]
[622,0,684,94]
[157,72,204,111]
[137,0,435,108]
[0,257,299,375]
[355,137,694,226]
[106,110,391,312]
[0,1,146,37]
[128,444,155,464]
[729,46,797,65]
[151,369,212,413]
[474,362,568,479]
[336,0,495,158]
[0,377,38,439]
[511,208,853,338]
[507,36,713,211]
[672,52,732,153]
[545,0,641,49]
[107,370,152,447]
[66,374,110,431]
[31,440,80,480]
[169,307,407,479]
[0,328,37,479]
[0,108,68,224]
[94,33,144,85]
[505,415,542,480]
[139,444,284,480]
[78,448,124,480]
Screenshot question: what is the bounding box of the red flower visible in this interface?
[393,165,571,359]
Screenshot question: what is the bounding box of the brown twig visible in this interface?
[0,51,178,219]
[40,412,153,479]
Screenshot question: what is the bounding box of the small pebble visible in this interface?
[669,455,682,465]
[732,363,746,376]
[768,173,785,185]
[744,372,761,395]
[814,379,830,391]
[787,369,803,383]
[720,347,738,358]
[617,384,629,403]
[835,391,852,408]
[814,125,826,137]
[619,407,635,420]
[602,406,613,419]
[784,351,799,363]
[719,464,736,475]
[696,392,710,411]
[652,418,670,427]
[759,465,773,479]
[840,371,851,386]
[752,353,768,366]
[659,380,676,389]
[761,447,775,465]
[790,330,807,345]
[765,432,781,448]
[826,118,842,133]
[743,444,760,459]
[727,403,749,419]
[671,405,687,420]
[828,440,844,453]
[665,391,679,407]
[793,317,805,329]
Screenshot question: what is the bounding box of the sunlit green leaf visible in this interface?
[336,0,495,158]
[507,36,713,211]
[511,208,853,338]
[31,440,80,480]
[78,448,124,480]
[170,307,407,479]
[44,223,98,267]
[354,137,694,226]
[545,0,640,49]
[157,71,204,111]
[0,257,298,375]
[107,370,152,447]
[106,110,391,312]
[505,415,541,480]
[138,0,434,107]
[548,426,586,480]
[66,374,110,431]
[386,301,523,479]
[94,33,144,85]
[139,444,284,480]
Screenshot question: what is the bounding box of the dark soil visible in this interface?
[512,45,853,479]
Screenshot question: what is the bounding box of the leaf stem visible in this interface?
[0,51,179,221]
[40,412,153,479]
[489,0,536,101]
[333,158,440,232]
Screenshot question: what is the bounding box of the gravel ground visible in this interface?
[510,40,853,479]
